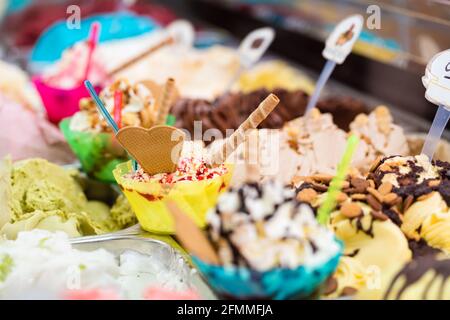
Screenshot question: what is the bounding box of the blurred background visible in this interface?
[1,0,449,129]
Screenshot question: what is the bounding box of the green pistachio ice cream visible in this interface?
[0,158,136,238]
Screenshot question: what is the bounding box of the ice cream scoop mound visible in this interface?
[125,157,228,184]
[206,181,341,271]
[70,79,159,133]
[369,155,450,253]
[350,106,409,158]
[402,191,450,253]
[384,254,450,300]
[42,41,108,89]
[0,158,136,238]
[194,180,342,299]
[294,168,414,299]
[222,106,408,187]
[369,154,440,188]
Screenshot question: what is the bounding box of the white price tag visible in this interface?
[238,27,275,69]
[322,15,363,64]
[423,49,450,109]
[167,20,195,48]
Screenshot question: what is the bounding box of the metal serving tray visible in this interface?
[71,235,216,300]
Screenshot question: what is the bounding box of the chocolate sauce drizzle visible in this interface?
[408,240,441,258]
[373,157,450,207]
[352,215,375,238]
[295,182,315,194]
[391,180,450,207]
[382,208,402,226]
[384,254,450,300]
[435,160,450,180]
[346,249,360,258]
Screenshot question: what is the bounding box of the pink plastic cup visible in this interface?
[33,76,102,124]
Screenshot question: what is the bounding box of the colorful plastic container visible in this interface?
[113,161,233,234]
[193,241,342,300]
[33,76,102,124]
[30,13,160,65]
[60,118,128,183]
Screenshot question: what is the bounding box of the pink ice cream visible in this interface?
[63,289,120,300]
[0,94,75,164]
[42,41,108,89]
[36,38,107,123]
[143,287,200,300]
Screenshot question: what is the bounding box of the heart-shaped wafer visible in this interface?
[116,125,185,175]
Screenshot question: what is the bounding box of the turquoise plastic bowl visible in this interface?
[193,240,342,300]
[30,12,159,65]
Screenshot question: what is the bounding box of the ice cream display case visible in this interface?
[1,0,450,302]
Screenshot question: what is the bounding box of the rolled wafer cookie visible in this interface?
[108,37,174,77]
[244,129,260,182]
[211,93,279,165]
[156,78,176,125]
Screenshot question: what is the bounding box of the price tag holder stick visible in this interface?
[422,105,450,159]
[225,27,275,91]
[421,49,450,160]
[305,59,336,113]
[305,15,363,114]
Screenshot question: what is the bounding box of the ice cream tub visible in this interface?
[113,161,233,234]
[192,244,342,300]
[60,118,128,183]
[33,76,102,124]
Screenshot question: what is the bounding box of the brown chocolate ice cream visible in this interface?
[171,88,367,141]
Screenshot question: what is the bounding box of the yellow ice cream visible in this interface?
[325,256,369,298]
[402,192,450,253]
[329,201,411,299]
[236,60,315,95]
[371,155,450,253]
[298,154,450,299]
[384,254,450,300]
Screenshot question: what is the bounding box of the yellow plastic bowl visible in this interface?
[113,161,233,234]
